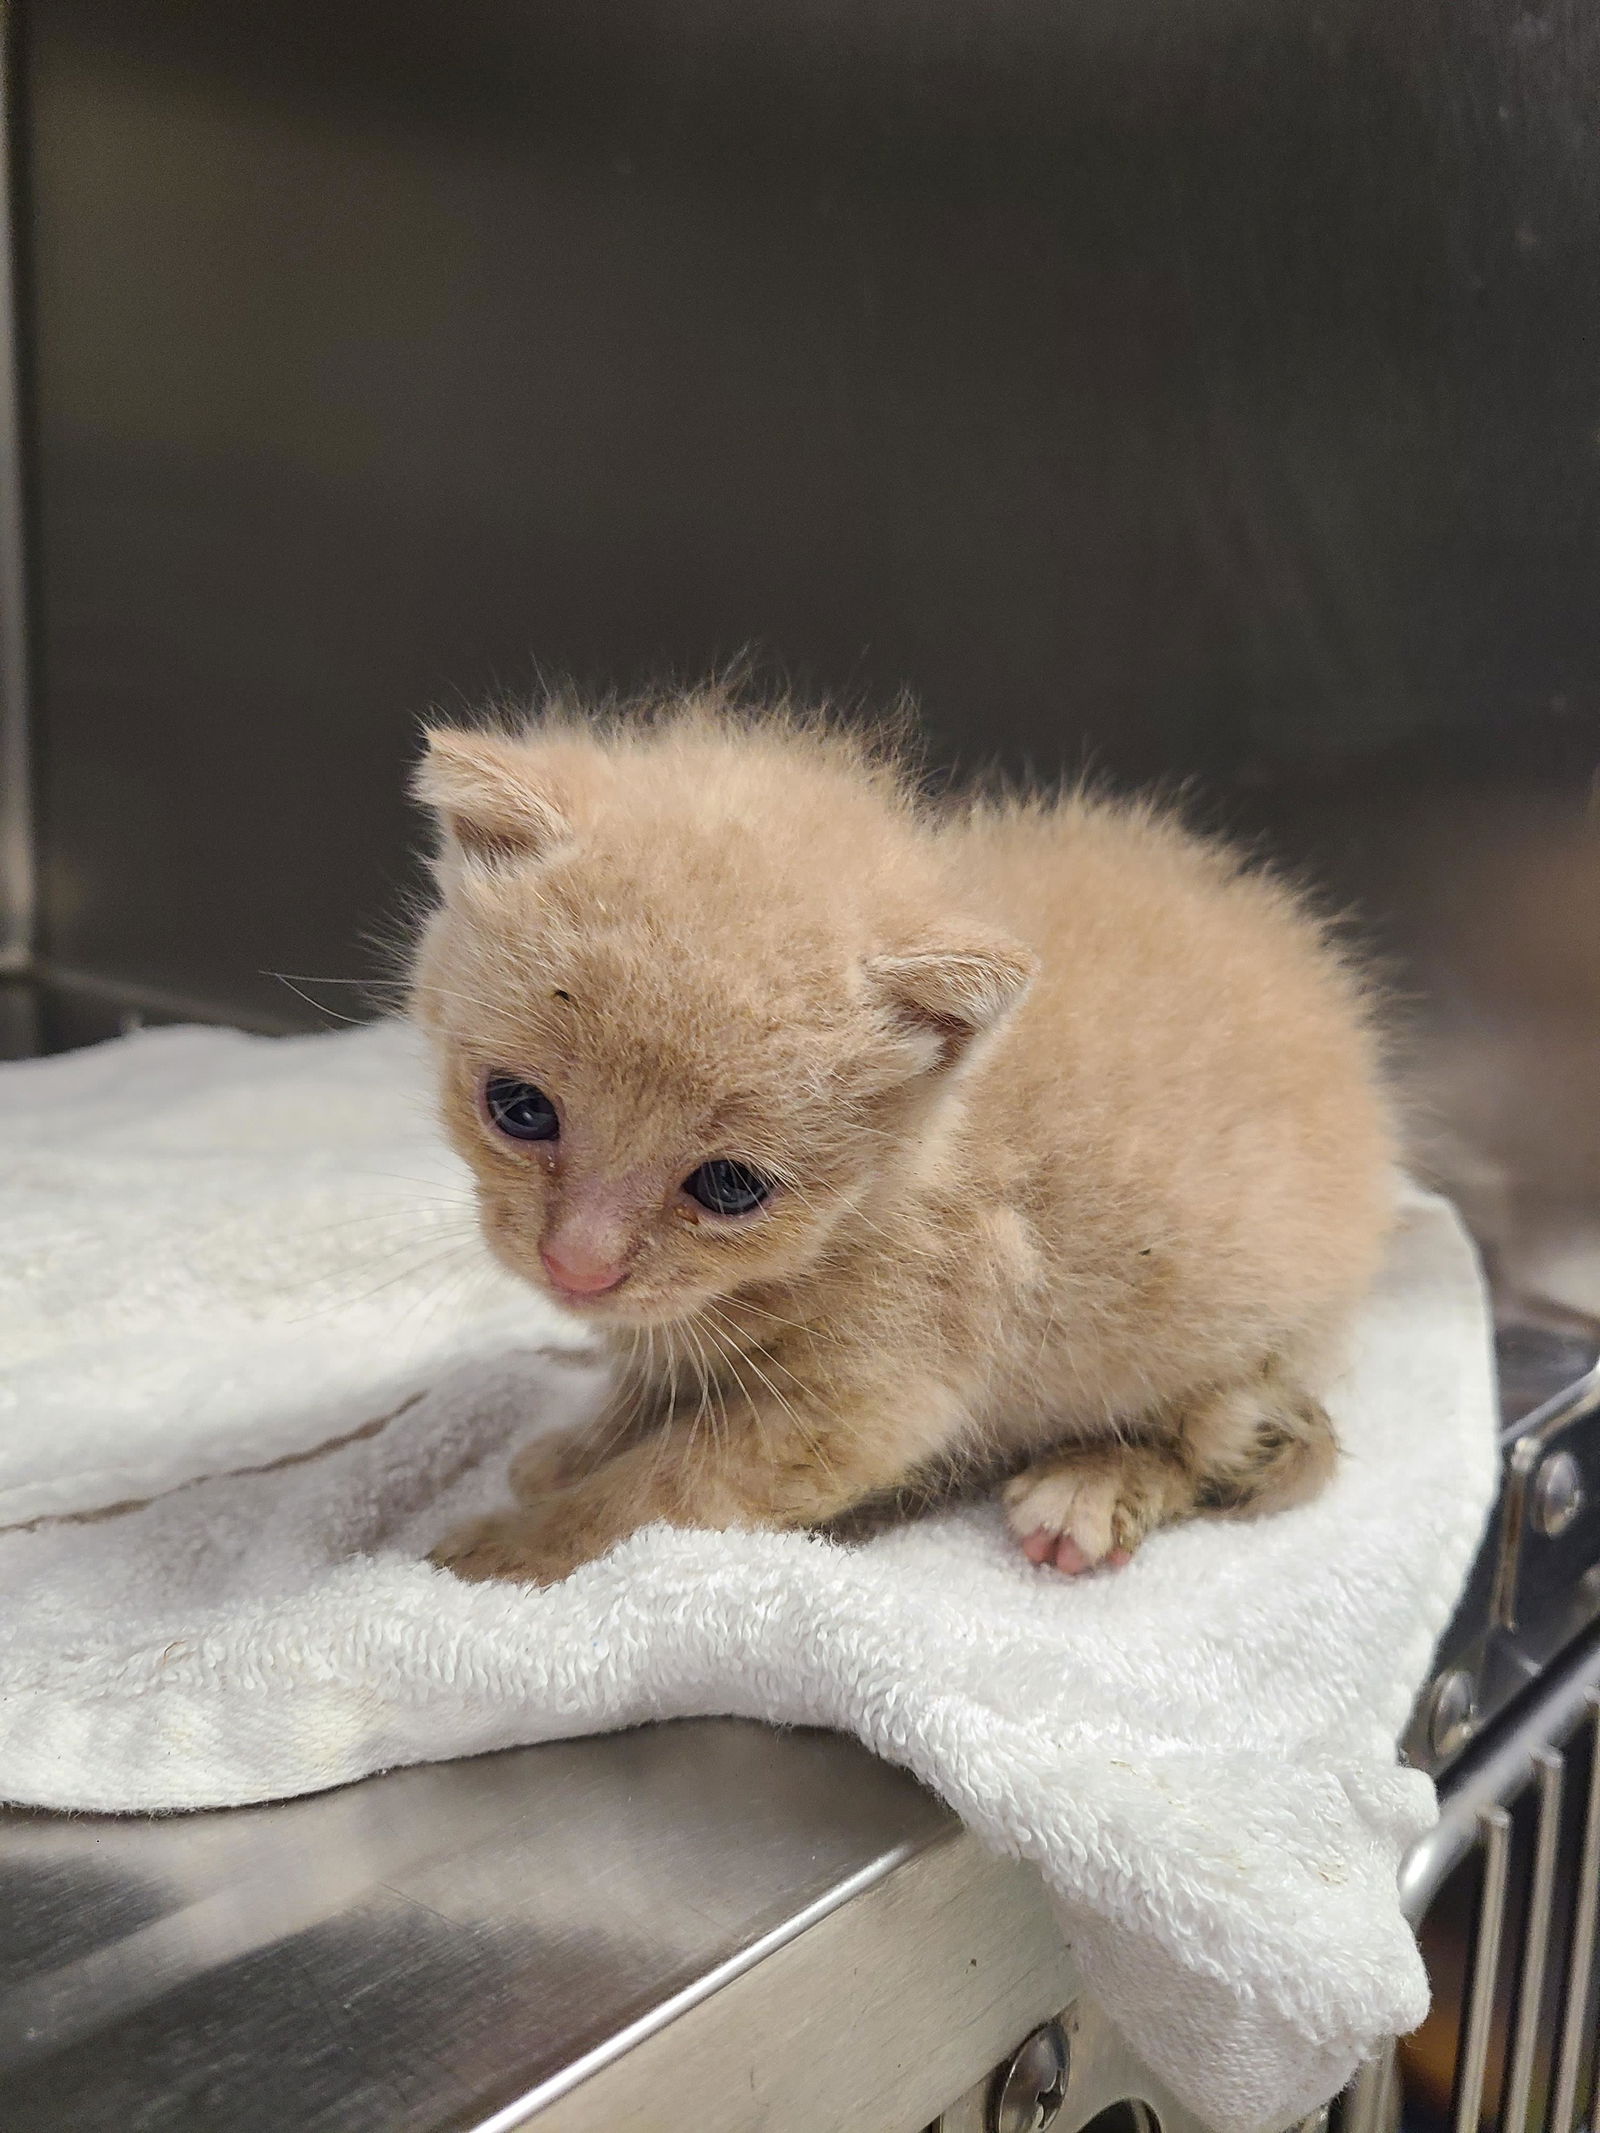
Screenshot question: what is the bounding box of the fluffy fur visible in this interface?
[409,695,1396,1585]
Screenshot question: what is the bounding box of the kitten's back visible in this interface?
[939,790,1395,1366]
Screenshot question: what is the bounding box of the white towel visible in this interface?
[0,1020,1498,2132]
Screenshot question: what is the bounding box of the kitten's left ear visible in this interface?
[870,927,1037,1072]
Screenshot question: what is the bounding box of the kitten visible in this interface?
[411,696,1395,1586]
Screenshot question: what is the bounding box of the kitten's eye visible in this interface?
[683,1159,775,1217]
[484,1074,560,1142]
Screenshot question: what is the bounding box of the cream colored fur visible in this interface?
[409,696,1396,1585]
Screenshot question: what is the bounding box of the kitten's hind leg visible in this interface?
[1004,1356,1337,1575]
[1180,1358,1339,1519]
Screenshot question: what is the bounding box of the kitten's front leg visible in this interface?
[505,1370,665,1501]
[432,1362,965,1587]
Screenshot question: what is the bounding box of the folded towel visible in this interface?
[0,1020,1498,2131]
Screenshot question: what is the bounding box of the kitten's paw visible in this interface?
[1003,1444,1186,1575]
[1179,1369,1338,1517]
[429,1512,587,1588]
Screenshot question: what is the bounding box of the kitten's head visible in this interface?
[409,703,1033,1327]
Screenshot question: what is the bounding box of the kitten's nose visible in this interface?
[539,1243,628,1297]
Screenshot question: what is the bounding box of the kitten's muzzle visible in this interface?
[539,1242,630,1301]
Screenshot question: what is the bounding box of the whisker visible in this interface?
[701,1302,844,1501]
[276,1237,487,1323]
[264,973,373,1027]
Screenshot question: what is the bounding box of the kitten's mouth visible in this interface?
[537,1278,709,1332]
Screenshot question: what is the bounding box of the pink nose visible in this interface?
[539,1244,628,1297]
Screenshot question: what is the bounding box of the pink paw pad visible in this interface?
[1020,1528,1134,1576]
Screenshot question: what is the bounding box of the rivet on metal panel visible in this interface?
[1531,1449,1585,1537]
[1426,1670,1479,1762]
[987,2018,1070,2133]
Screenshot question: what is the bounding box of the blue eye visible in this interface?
[684,1159,774,1216]
[484,1075,559,1142]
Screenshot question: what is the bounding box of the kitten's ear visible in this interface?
[414,729,571,870]
[870,927,1037,1072]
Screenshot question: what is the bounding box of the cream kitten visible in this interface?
[411,697,1395,1586]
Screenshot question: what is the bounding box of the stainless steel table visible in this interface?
[0,1719,1102,2133]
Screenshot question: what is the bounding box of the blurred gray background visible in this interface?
[2,0,1598,1317]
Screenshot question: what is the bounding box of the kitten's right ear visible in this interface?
[413,730,571,871]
